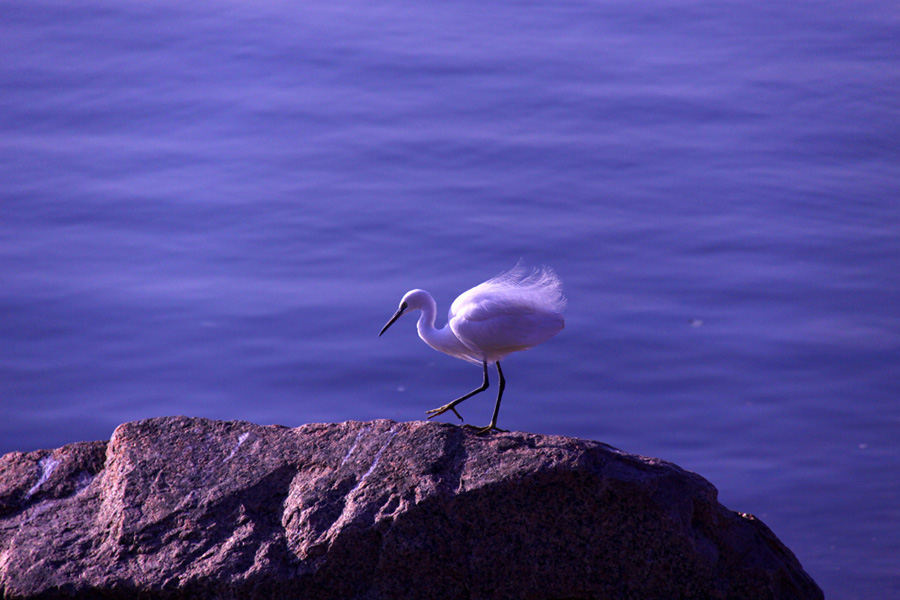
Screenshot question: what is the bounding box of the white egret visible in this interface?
[379,264,565,434]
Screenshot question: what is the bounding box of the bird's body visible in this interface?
[379,264,565,433]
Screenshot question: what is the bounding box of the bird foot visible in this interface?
[425,404,464,422]
[464,423,508,435]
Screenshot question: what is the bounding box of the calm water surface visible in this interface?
[2,1,898,597]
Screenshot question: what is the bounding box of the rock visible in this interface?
[0,416,822,600]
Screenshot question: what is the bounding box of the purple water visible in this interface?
[2,1,898,597]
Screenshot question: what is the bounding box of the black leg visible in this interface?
[473,361,508,434]
[488,361,505,428]
[426,360,490,422]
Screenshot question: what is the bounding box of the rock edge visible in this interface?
[0,417,823,600]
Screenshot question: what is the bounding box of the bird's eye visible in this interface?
[400,302,408,311]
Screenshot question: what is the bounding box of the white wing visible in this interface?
[448,265,565,362]
[450,303,563,361]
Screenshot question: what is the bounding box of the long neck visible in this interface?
[414,292,440,343]
[415,296,470,358]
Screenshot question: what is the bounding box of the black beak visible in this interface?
[379,303,408,337]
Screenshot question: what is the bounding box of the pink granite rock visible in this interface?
[0,416,822,599]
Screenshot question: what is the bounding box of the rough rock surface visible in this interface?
[0,417,822,600]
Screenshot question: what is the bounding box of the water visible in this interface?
[2,1,898,597]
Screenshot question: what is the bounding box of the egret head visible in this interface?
[379,289,430,336]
